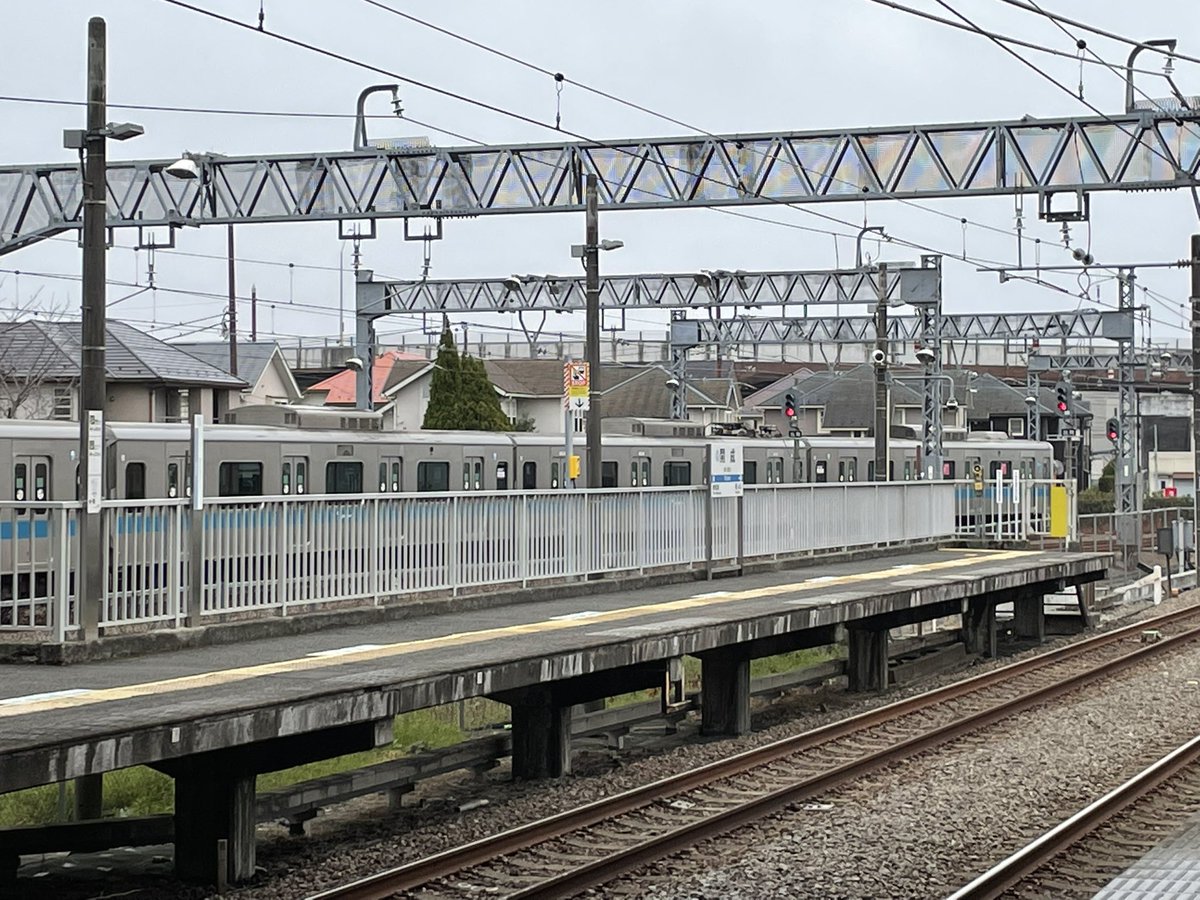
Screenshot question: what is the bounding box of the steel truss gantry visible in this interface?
[3,109,1199,255]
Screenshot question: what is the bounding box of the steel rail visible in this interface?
[946,731,1200,900]
[307,603,1200,900]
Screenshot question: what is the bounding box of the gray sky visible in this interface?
[2,0,1198,352]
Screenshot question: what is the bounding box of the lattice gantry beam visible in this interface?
[1031,350,1191,370]
[2,109,1199,254]
[669,309,1132,346]
[357,268,902,315]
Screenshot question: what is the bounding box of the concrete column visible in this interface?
[1012,593,1045,642]
[963,597,997,658]
[848,626,889,692]
[73,773,103,820]
[701,649,751,735]
[506,686,572,780]
[174,770,257,883]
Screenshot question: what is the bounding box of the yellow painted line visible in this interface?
[0,549,1032,720]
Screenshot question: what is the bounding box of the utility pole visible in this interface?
[227,225,237,377]
[250,285,257,342]
[1191,234,1200,565]
[873,263,889,481]
[79,17,107,643]
[585,174,602,490]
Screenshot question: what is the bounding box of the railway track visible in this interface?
[308,604,1200,900]
[949,731,1200,899]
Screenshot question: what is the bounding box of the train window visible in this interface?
[219,462,264,497]
[296,460,306,494]
[889,461,895,480]
[601,461,618,488]
[463,457,484,491]
[283,462,293,495]
[417,461,450,492]
[14,463,25,501]
[771,458,785,484]
[630,461,638,487]
[814,460,827,483]
[377,462,386,492]
[497,461,509,491]
[663,461,692,486]
[125,462,146,500]
[989,460,1010,478]
[551,461,561,489]
[168,462,180,498]
[743,461,757,485]
[867,461,874,481]
[943,460,956,478]
[1020,458,1034,479]
[34,462,48,502]
[391,460,402,492]
[904,460,913,481]
[522,461,537,490]
[838,460,846,483]
[326,461,363,494]
[640,458,651,486]
[846,458,857,482]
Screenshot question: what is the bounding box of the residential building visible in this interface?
[171,341,303,415]
[0,320,245,422]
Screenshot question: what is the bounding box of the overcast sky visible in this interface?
[1,0,1198,354]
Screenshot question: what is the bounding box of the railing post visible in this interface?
[52,507,69,643]
[519,494,529,586]
[371,497,382,604]
[449,495,459,595]
[170,503,183,628]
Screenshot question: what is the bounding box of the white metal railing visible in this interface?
[952,477,1077,543]
[4,482,965,636]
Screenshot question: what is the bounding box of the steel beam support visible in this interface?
[1026,371,1041,441]
[1116,269,1139,549]
[662,308,1129,346]
[873,264,890,481]
[915,258,943,480]
[364,268,901,313]
[1032,350,1191,370]
[5,110,1199,255]
[584,175,602,490]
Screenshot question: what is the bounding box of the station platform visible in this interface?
[1094,813,1200,898]
[0,546,1106,883]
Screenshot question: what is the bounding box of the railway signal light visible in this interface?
[1055,385,1069,414]
[784,392,797,419]
[1106,417,1120,443]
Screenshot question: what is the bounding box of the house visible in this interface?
[171,341,303,415]
[744,366,1074,440]
[0,320,245,422]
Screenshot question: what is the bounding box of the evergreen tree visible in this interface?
[421,326,511,431]
[422,326,463,429]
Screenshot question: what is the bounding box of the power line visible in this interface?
[992,0,1200,66]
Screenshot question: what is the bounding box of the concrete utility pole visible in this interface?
[584,174,602,489]
[227,225,238,377]
[1191,234,1200,563]
[873,263,889,481]
[79,17,107,642]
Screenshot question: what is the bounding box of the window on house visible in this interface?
[52,387,72,421]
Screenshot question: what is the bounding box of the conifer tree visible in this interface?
[421,326,511,430]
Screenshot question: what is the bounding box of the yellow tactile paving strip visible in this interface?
[0,548,1034,720]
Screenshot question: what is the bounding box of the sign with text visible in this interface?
[709,442,744,497]
[563,361,590,410]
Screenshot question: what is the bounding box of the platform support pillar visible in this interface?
[963,597,997,658]
[504,685,571,779]
[700,648,751,736]
[848,625,889,692]
[73,773,103,820]
[1012,593,1045,642]
[174,770,256,883]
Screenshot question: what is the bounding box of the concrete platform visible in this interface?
[0,547,1104,792]
[1094,812,1200,898]
[0,547,1105,883]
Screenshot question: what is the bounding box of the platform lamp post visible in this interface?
[66,17,143,644]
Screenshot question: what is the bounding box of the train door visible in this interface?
[814,459,828,483]
[13,455,51,511]
[462,456,484,491]
[496,460,510,491]
[378,455,402,493]
[167,454,192,498]
[282,455,309,495]
[522,461,538,490]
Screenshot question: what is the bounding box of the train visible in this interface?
[0,411,1056,503]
